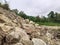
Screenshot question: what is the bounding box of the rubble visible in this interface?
[0,7,60,45]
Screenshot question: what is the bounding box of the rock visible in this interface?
[46,32,53,40]
[25,19,29,24]
[29,21,35,25]
[13,43,23,45]
[20,39,33,45]
[0,27,6,45]
[6,31,20,44]
[31,31,40,38]
[0,7,60,45]
[15,27,30,40]
[6,27,30,44]
[32,38,46,45]
[35,23,39,26]
[0,14,10,23]
[22,24,36,33]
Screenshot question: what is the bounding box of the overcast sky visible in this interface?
[2,0,60,16]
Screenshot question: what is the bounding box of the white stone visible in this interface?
[32,38,46,45]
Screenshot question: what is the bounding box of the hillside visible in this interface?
[0,7,60,45]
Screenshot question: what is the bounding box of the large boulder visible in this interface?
[6,27,30,44]
[32,38,46,45]
[25,19,29,24]
[0,27,6,45]
[22,24,36,33]
[29,21,35,25]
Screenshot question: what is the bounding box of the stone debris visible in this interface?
[0,7,60,45]
[32,38,46,45]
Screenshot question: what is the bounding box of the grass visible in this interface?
[37,22,60,26]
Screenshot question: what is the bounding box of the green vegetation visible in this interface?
[17,11,60,26]
[0,0,10,10]
[37,22,60,26]
[11,9,60,26]
[0,0,60,26]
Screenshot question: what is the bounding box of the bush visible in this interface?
[0,0,10,10]
[2,3,10,10]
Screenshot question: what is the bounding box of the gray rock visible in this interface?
[20,39,33,45]
[32,38,46,45]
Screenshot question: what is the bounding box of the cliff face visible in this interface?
[0,7,60,45]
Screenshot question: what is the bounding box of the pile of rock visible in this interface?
[0,7,60,45]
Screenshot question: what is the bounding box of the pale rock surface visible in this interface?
[25,19,30,24]
[20,39,33,45]
[32,38,46,45]
[29,21,35,25]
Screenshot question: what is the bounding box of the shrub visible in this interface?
[2,3,10,10]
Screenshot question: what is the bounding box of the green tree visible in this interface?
[41,16,47,22]
[48,11,55,18]
[18,11,28,19]
[55,12,58,21]
[2,0,10,10]
[2,4,10,10]
[35,15,40,22]
[48,11,55,21]
[55,13,60,22]
[0,3,2,7]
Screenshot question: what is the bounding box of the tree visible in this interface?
[55,12,58,21]
[2,0,10,10]
[0,3,2,7]
[55,13,60,22]
[41,16,47,22]
[18,11,27,19]
[2,4,10,10]
[35,15,40,22]
[48,11,55,18]
[48,11,55,22]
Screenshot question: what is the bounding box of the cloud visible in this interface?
[7,0,60,16]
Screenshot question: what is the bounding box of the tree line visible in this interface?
[0,0,60,26]
[14,10,60,23]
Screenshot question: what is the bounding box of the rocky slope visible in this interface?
[0,7,60,45]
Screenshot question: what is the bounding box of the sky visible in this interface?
[1,0,60,16]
